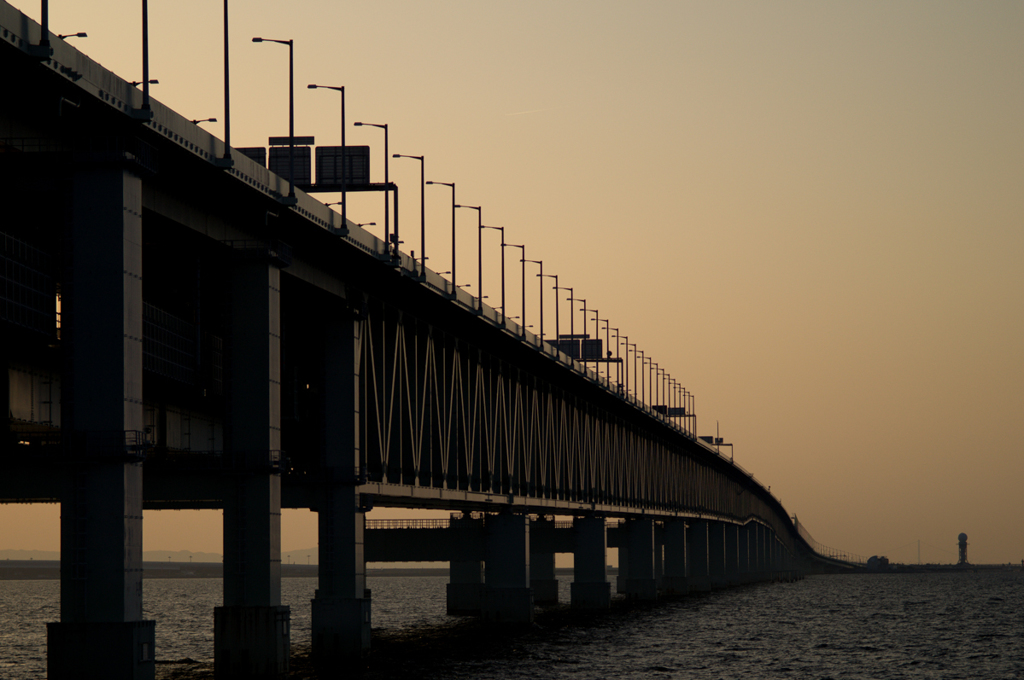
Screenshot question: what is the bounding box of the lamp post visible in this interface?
[57,32,87,39]
[540,272,557,343]
[394,154,425,274]
[637,351,646,406]
[524,259,543,341]
[572,297,587,341]
[354,121,389,248]
[253,36,295,202]
[221,0,230,164]
[481,225,505,315]
[650,361,659,411]
[610,326,620,389]
[556,286,574,339]
[309,84,346,227]
[190,117,217,125]
[456,205,482,311]
[505,244,526,334]
[426,181,455,296]
[623,338,634,398]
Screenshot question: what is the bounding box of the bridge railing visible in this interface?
[792,514,867,565]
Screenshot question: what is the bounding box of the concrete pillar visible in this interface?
[661,519,688,595]
[756,524,768,581]
[653,526,664,589]
[312,310,370,663]
[571,516,610,609]
[623,518,657,600]
[686,520,711,592]
[530,516,558,604]
[47,165,155,680]
[482,512,533,623]
[311,488,370,660]
[724,523,740,586]
[737,523,750,583]
[708,521,727,589]
[447,513,485,614]
[215,257,289,679]
[616,544,629,594]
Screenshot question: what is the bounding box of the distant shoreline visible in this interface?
[2,559,1015,581]
[0,561,467,580]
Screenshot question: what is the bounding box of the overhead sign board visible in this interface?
[268,146,312,185]
[315,146,371,186]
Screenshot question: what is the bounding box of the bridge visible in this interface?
[0,4,858,679]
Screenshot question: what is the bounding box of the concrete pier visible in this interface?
[738,523,751,583]
[571,516,611,608]
[215,258,289,678]
[686,519,712,592]
[312,312,370,663]
[482,512,533,623]
[622,518,658,600]
[47,165,155,680]
[530,516,559,604]
[724,523,740,586]
[447,514,485,614]
[708,521,727,589]
[662,519,689,595]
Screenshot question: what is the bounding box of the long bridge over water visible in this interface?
[0,4,859,678]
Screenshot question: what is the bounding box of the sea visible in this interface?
[1,570,1022,679]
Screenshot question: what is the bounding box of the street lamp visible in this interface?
[505,244,526,335]
[481,225,505,315]
[455,205,482,311]
[394,153,425,275]
[252,36,296,203]
[524,260,543,341]
[637,351,647,406]
[130,79,159,87]
[354,121,389,248]
[309,84,346,227]
[57,32,87,39]
[426,181,455,296]
[190,117,217,125]
[619,335,631,396]
[572,298,588,341]
[556,286,574,339]
[540,272,558,343]
[355,222,376,228]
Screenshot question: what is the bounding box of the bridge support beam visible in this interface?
[661,519,688,596]
[47,165,154,680]
[312,310,370,664]
[686,520,712,592]
[622,518,658,600]
[571,516,611,609]
[708,521,728,589]
[447,513,485,614]
[482,512,533,623]
[215,259,289,679]
[530,516,558,605]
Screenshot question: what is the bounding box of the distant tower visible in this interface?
[957,533,969,565]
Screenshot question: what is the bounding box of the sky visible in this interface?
[3,0,1023,566]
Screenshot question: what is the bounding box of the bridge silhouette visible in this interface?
[0,4,858,679]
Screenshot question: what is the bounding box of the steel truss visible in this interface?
[357,292,794,548]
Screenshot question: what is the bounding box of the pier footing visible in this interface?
[47,620,156,680]
[214,605,290,679]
